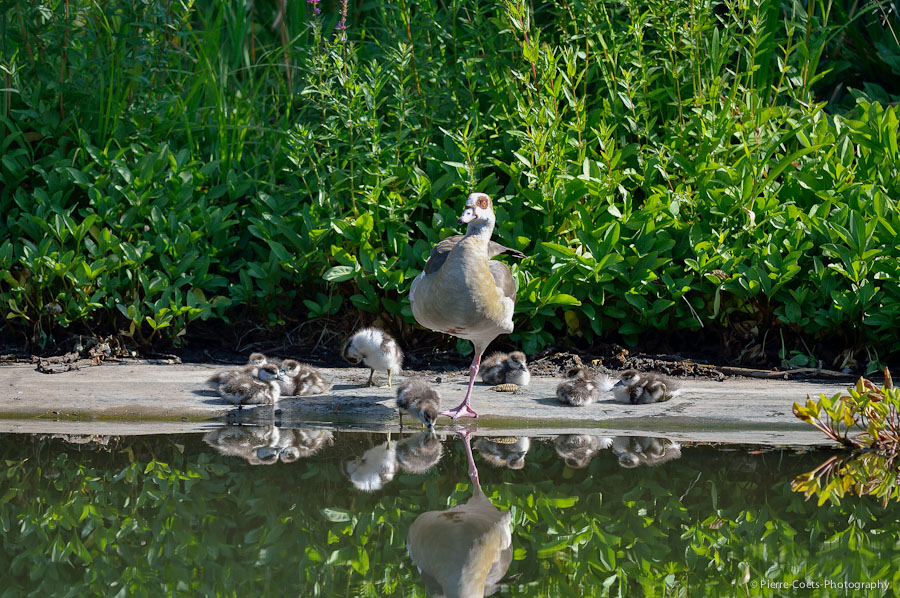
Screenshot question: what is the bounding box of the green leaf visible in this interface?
[323,266,356,282]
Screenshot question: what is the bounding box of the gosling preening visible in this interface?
[278,359,332,396]
[555,367,614,406]
[613,369,681,404]
[396,378,441,429]
[216,364,282,406]
[480,351,531,386]
[343,327,404,388]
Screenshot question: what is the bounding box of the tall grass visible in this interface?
[1,0,899,367]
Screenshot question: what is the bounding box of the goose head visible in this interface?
[257,364,282,382]
[616,369,642,387]
[458,192,496,233]
[565,366,589,380]
[247,352,268,366]
[280,359,302,378]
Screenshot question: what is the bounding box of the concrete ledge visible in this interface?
[0,362,851,445]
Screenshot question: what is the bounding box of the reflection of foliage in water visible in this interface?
[2,433,900,596]
[793,372,900,506]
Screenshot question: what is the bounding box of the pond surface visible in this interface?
[1,426,899,597]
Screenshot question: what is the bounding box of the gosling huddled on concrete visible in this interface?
[613,369,681,404]
[555,366,614,406]
[343,327,404,388]
[480,351,531,387]
[208,352,331,405]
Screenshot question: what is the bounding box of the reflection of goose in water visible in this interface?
[407,429,513,597]
[203,426,333,465]
[554,434,613,468]
[396,430,444,474]
[344,434,398,492]
[610,436,682,468]
[473,437,531,470]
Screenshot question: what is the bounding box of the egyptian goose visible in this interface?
[216,364,282,406]
[613,369,681,404]
[406,430,512,597]
[610,436,682,468]
[554,434,613,468]
[278,359,332,396]
[555,366,614,406]
[480,351,531,386]
[410,192,525,418]
[396,430,444,474]
[396,378,442,428]
[343,327,404,388]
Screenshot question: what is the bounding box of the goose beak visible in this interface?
[458,206,477,224]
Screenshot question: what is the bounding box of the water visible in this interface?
[1,427,899,597]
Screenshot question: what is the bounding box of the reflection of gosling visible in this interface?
[474,437,531,470]
[610,436,682,468]
[481,351,531,386]
[343,327,404,388]
[613,369,681,404]
[396,379,441,428]
[554,434,613,468]
[555,367,607,406]
[217,364,282,405]
[257,428,334,463]
[278,359,332,396]
[344,436,397,492]
[396,430,443,474]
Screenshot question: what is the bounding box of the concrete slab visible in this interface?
[0,361,852,445]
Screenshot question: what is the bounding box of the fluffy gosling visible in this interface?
[343,327,404,388]
[278,359,332,396]
[555,366,613,406]
[217,364,282,406]
[613,369,681,404]
[480,351,531,386]
[396,378,441,428]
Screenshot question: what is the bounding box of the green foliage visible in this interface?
[2,432,900,596]
[793,370,900,505]
[1,0,900,355]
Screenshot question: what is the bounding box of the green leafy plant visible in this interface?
[793,370,900,505]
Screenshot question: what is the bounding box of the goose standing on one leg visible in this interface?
[410,192,524,419]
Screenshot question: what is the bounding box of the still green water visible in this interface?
[1,427,898,597]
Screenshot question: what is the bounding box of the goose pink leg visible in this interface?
[455,427,480,487]
[442,353,481,419]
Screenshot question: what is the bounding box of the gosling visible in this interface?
[613,369,681,404]
[278,359,332,396]
[396,378,441,429]
[556,367,608,406]
[217,364,282,406]
[343,327,404,388]
[480,351,531,386]
[207,352,271,389]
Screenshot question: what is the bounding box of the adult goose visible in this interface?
[409,193,524,419]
